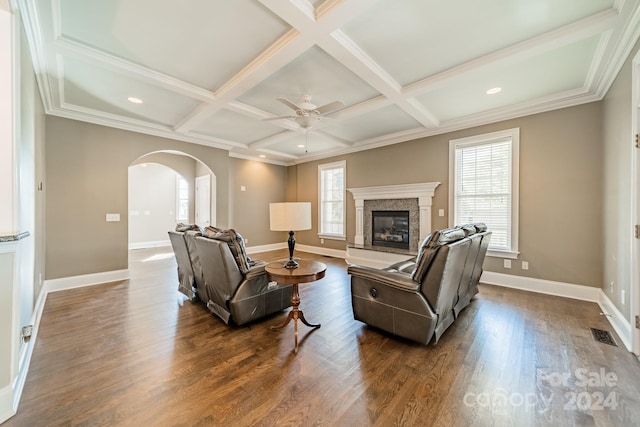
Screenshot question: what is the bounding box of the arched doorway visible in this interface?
[128,151,216,250]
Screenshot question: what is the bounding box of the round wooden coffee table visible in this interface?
[266,259,326,353]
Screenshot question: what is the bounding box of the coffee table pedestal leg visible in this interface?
[270,283,320,353]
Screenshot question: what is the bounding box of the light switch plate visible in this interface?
[106,213,120,222]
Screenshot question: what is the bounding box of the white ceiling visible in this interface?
[18,0,640,165]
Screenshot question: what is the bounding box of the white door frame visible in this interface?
[631,52,640,356]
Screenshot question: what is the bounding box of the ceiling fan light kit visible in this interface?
[266,94,344,129]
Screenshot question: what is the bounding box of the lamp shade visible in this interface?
[269,202,311,231]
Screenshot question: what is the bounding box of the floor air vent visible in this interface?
[590,328,618,346]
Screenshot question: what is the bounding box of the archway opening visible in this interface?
[128,151,216,251]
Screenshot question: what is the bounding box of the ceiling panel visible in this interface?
[190,108,285,144]
[322,105,422,142]
[21,0,640,164]
[415,36,599,121]
[267,132,345,157]
[59,0,290,90]
[343,0,613,86]
[63,56,201,125]
[237,46,381,116]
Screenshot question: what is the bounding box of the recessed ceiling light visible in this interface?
[297,144,305,148]
[486,87,502,95]
[127,96,143,104]
[259,154,266,158]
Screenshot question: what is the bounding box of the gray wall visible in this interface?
[602,38,640,318]
[45,116,229,279]
[229,157,288,247]
[292,102,604,288]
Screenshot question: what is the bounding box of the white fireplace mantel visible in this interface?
[347,182,440,247]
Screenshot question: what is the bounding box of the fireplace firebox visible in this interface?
[372,210,409,249]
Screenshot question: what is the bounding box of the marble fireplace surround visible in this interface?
[347,182,441,256]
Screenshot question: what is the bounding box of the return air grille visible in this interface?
[590,328,617,346]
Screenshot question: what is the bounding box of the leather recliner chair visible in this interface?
[168,223,203,301]
[453,223,491,317]
[195,228,293,326]
[348,227,480,345]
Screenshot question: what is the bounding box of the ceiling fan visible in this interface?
[265,94,344,129]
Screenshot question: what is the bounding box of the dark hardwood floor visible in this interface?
[4,247,640,426]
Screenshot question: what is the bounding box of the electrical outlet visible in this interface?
[22,325,33,338]
[244,238,248,244]
[522,261,529,270]
[321,238,324,244]
[621,289,626,305]
[503,259,511,269]
[438,209,445,217]
[609,281,614,293]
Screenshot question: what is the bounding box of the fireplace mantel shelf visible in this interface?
[347,182,440,201]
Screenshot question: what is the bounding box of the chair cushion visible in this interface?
[203,227,253,274]
[456,224,477,236]
[175,223,202,233]
[411,228,466,283]
[473,222,488,232]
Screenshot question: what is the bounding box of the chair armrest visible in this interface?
[347,265,420,292]
[245,261,267,280]
[384,258,416,274]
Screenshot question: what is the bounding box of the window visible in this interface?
[449,128,519,258]
[176,176,189,222]
[318,160,346,239]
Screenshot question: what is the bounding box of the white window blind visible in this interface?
[176,176,189,222]
[450,128,519,258]
[318,161,345,238]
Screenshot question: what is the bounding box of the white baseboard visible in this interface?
[297,244,347,259]
[43,269,130,293]
[481,271,632,351]
[597,291,632,351]
[246,242,286,254]
[128,240,170,250]
[247,243,347,260]
[480,271,601,302]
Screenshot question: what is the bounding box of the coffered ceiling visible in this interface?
[18,0,640,165]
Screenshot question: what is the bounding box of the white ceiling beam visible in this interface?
[320,31,440,127]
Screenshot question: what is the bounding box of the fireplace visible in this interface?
[372,210,409,249]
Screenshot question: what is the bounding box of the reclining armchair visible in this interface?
[348,224,490,345]
[195,227,293,326]
[168,223,203,301]
[169,225,293,326]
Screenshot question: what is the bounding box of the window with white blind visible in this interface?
[318,160,346,240]
[176,176,189,222]
[449,128,520,258]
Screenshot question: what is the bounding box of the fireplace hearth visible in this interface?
[372,211,409,249]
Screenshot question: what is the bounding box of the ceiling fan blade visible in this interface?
[315,100,344,115]
[277,97,303,112]
[262,115,296,121]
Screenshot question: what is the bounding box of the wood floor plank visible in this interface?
[4,247,640,426]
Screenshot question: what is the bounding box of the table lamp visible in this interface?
[270,202,312,269]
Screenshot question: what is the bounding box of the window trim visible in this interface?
[318,160,346,241]
[448,128,520,259]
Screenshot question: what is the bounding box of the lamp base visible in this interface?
[285,230,299,269]
[284,258,299,269]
